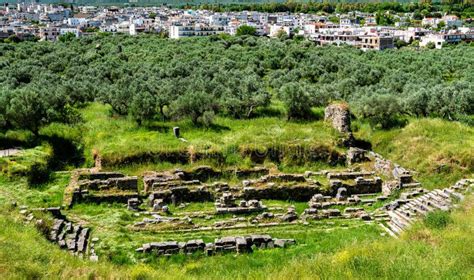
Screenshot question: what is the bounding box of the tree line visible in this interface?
[191,2,474,19]
[0,34,473,133]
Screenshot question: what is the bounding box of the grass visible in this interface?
[81,103,343,167]
[1,178,474,279]
[0,145,52,178]
[355,118,474,189]
[0,173,69,207]
[0,103,473,278]
[424,210,453,230]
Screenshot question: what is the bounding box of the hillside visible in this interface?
[0,32,473,280]
[1,180,473,279]
[1,112,473,279]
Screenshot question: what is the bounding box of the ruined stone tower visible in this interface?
[324,103,351,133]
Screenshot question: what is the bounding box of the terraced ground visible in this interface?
[0,105,473,279]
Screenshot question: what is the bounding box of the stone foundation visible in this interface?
[136,235,296,257]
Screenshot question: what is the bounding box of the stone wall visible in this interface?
[78,172,125,181]
[148,186,213,205]
[136,234,296,257]
[329,177,382,195]
[77,176,138,191]
[242,184,325,202]
[143,166,271,194]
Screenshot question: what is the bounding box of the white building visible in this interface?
[60,27,80,37]
[169,24,224,39]
[269,25,291,37]
[422,17,441,27]
[420,32,473,49]
[67,18,87,26]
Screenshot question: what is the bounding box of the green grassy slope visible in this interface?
[356,118,474,189]
[1,107,473,279]
[81,103,342,168]
[1,180,473,279]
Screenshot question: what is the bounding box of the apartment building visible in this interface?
[169,25,224,39]
[359,35,394,51]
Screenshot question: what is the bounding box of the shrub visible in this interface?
[27,162,50,185]
[424,210,452,229]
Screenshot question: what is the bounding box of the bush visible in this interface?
[278,82,313,120]
[27,162,50,185]
[236,25,257,36]
[424,210,452,229]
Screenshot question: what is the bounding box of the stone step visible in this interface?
[76,228,89,253]
[379,223,398,238]
[399,205,419,217]
[444,189,464,201]
[388,211,412,227]
[414,197,432,208]
[389,214,409,230]
[403,202,420,214]
[387,221,404,235]
[409,201,429,214]
[425,192,449,205]
[402,182,422,188]
[433,189,451,200]
[424,194,450,210]
[395,209,416,221]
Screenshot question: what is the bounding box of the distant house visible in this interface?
[442,15,462,28]
[359,35,394,51]
[394,27,427,42]
[420,32,474,49]
[39,27,59,41]
[67,18,87,26]
[169,24,224,39]
[365,17,377,26]
[340,17,358,26]
[60,27,80,37]
[422,17,440,27]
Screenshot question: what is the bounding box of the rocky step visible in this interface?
[433,189,451,200]
[76,228,90,253]
[387,220,404,235]
[398,205,419,217]
[137,235,296,257]
[444,189,464,201]
[414,197,434,210]
[423,197,450,211]
[379,223,398,238]
[49,219,90,255]
[49,219,65,241]
[425,192,450,206]
[401,182,422,188]
[388,214,409,230]
[383,179,473,238]
[405,201,429,215]
[388,211,412,228]
[395,209,416,221]
[391,209,413,221]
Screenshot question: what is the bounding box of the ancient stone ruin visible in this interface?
[69,171,139,205]
[49,218,90,256]
[380,179,473,237]
[19,207,94,259]
[346,147,369,165]
[215,192,267,214]
[324,103,351,133]
[136,234,296,257]
[52,146,472,263]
